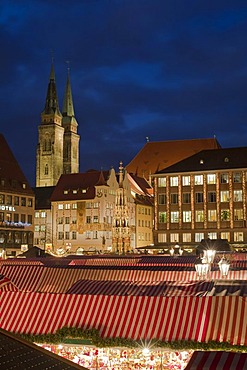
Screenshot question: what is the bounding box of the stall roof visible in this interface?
[185,351,247,370]
[0,328,88,370]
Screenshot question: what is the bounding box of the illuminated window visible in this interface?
[183,193,191,203]
[208,209,217,221]
[234,232,243,242]
[234,209,243,220]
[207,174,216,184]
[158,233,166,243]
[221,232,230,241]
[170,176,178,186]
[183,233,191,242]
[93,216,99,223]
[183,211,191,222]
[170,233,179,243]
[194,175,203,185]
[208,232,217,239]
[158,177,166,187]
[58,204,63,210]
[233,172,241,183]
[159,212,167,223]
[195,210,204,222]
[182,176,190,186]
[220,191,230,202]
[234,190,242,202]
[195,233,204,242]
[171,211,179,223]
[220,173,228,183]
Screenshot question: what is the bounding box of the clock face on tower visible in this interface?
[97,189,103,197]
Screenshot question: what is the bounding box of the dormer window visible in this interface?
[81,189,87,193]
[63,190,69,194]
[73,189,78,194]
[22,183,26,189]
[200,159,204,164]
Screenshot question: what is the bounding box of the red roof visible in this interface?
[0,134,33,195]
[50,169,110,201]
[126,137,221,177]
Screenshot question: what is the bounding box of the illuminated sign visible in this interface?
[0,206,16,211]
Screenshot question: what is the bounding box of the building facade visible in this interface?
[36,63,79,187]
[0,134,34,257]
[152,147,247,252]
[49,169,119,254]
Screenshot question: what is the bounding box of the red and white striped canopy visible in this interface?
[185,351,247,369]
[0,293,246,345]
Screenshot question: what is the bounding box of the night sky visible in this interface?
[1,0,247,186]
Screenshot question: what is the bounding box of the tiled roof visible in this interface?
[126,137,221,177]
[127,173,153,196]
[135,193,154,206]
[50,170,110,202]
[155,147,247,174]
[0,134,34,195]
[0,328,87,370]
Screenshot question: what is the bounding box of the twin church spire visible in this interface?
[36,62,80,187]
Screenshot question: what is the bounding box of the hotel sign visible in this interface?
[0,206,16,211]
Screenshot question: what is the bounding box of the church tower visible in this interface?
[36,62,64,187]
[62,66,80,174]
[36,62,80,187]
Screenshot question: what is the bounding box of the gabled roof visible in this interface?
[127,173,153,196]
[126,137,221,177]
[0,328,87,370]
[155,147,247,174]
[50,169,110,202]
[0,134,34,195]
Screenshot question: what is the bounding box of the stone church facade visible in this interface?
[36,63,80,187]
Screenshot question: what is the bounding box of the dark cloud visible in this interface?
[1,0,247,185]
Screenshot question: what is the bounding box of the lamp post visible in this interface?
[218,255,230,277]
[195,249,216,279]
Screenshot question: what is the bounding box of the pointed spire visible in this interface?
[119,161,124,187]
[42,60,62,117]
[62,62,75,117]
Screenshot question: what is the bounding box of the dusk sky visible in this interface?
[1,0,247,186]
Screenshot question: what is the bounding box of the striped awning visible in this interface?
[1,263,246,293]
[0,293,246,345]
[185,351,247,369]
